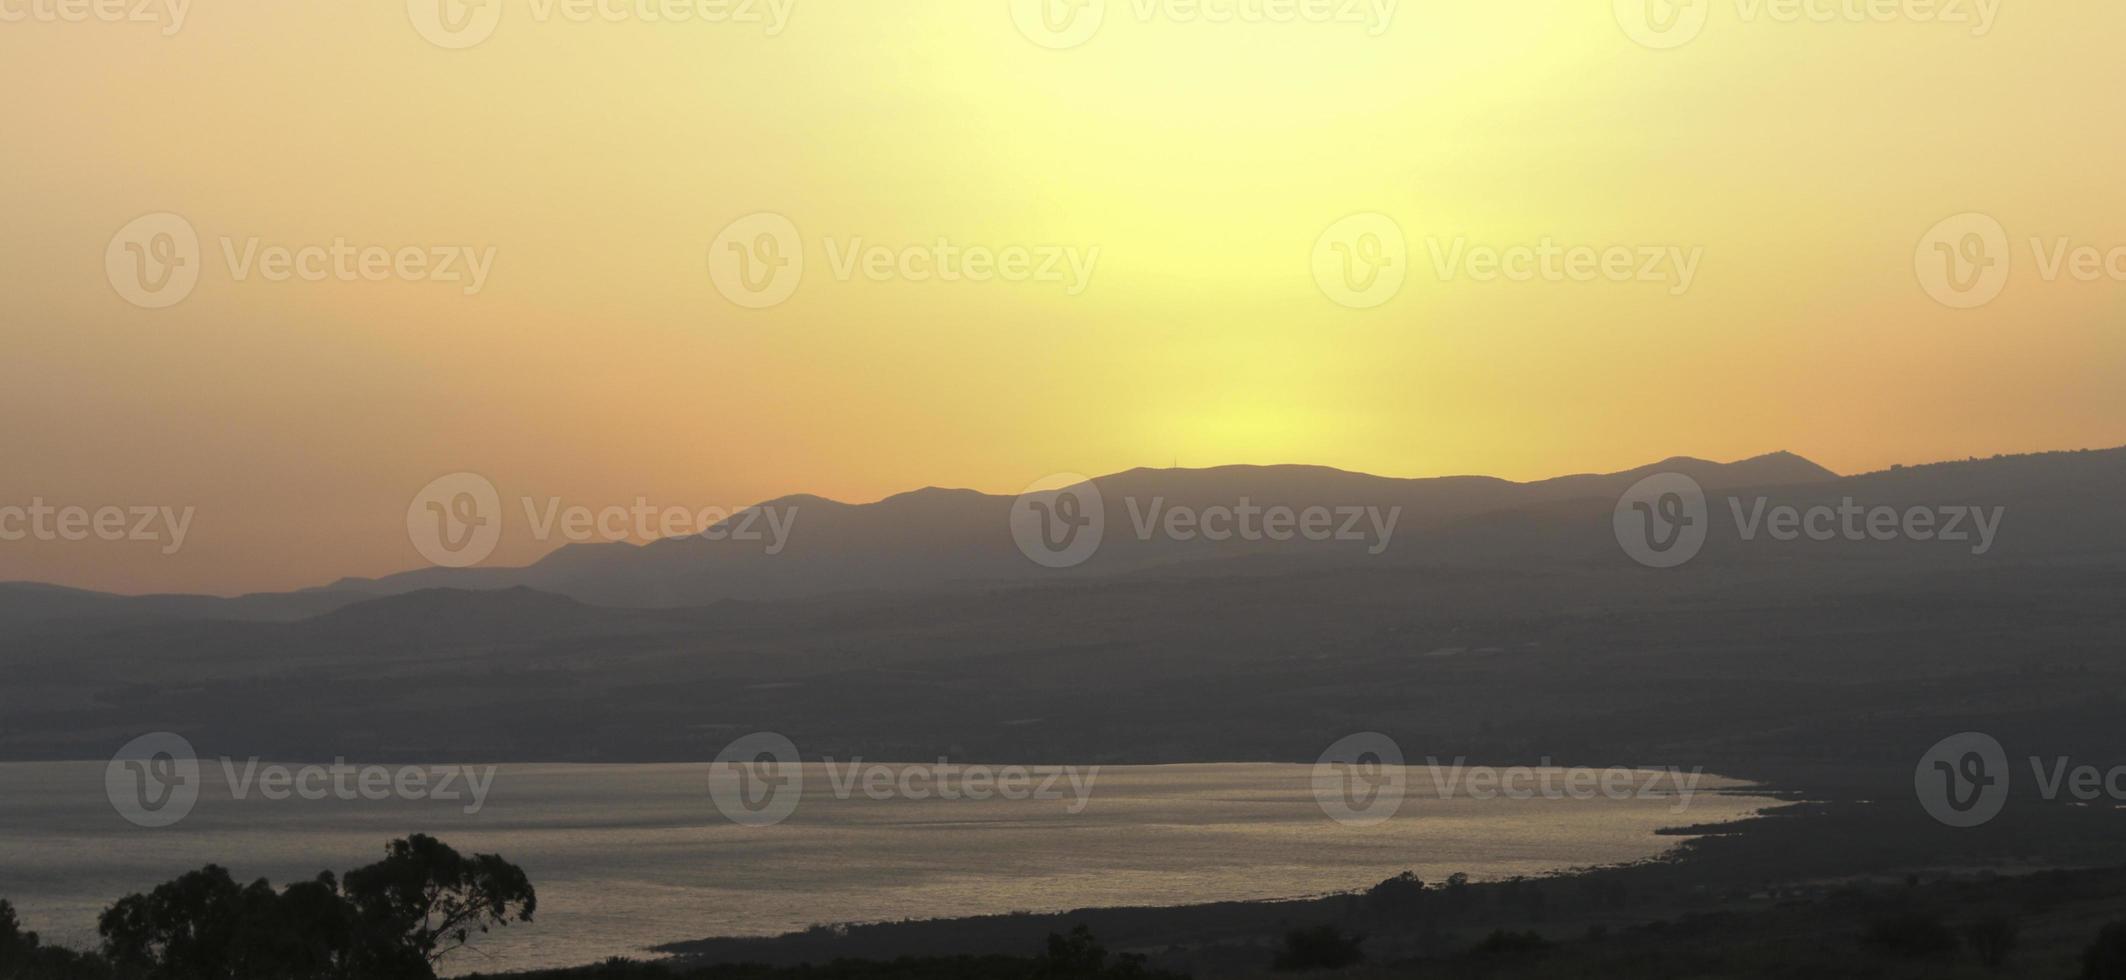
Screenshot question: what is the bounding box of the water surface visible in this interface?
[0,762,1769,974]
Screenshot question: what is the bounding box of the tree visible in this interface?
[94,836,532,980]
[340,834,537,972]
[98,864,368,980]
[0,900,36,973]
[1272,924,1364,971]
[1963,916,2018,971]
[1473,929,1548,955]
[1,900,109,980]
[247,873,368,978]
[1,900,31,953]
[1365,871,1426,918]
[98,864,254,978]
[1033,926,1175,979]
[1865,912,1957,959]
[2086,921,2126,979]
[1441,872,1475,917]
[1038,926,1110,976]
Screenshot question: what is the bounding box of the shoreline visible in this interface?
[548,794,2126,976]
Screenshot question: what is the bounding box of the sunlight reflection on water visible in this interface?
[0,762,1770,975]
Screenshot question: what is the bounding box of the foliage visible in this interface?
[1364,871,1426,917]
[1031,925,1176,979]
[83,835,532,980]
[1962,915,2017,970]
[2086,921,2126,980]
[98,865,350,979]
[1271,924,1364,971]
[1,899,110,980]
[0,902,31,967]
[1471,929,1549,955]
[1863,911,1957,959]
[464,929,1185,980]
[341,833,538,969]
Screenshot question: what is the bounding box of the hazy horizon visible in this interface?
[7,3,2126,596]
[5,439,2104,599]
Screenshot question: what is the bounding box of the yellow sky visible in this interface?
[2,0,2123,595]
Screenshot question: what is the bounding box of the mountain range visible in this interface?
[15,443,2126,622]
[11,449,1850,619]
[4,443,2123,777]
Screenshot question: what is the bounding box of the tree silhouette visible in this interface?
[0,900,36,973]
[1032,925,1176,979]
[2086,921,2126,979]
[98,865,258,978]
[1365,870,1426,918]
[1272,924,1364,971]
[1473,929,1548,955]
[341,833,537,970]
[1964,916,2018,971]
[1,900,107,980]
[94,835,532,980]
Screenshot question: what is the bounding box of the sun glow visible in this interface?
[3,2,2123,593]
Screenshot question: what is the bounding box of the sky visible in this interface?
[2,0,2123,595]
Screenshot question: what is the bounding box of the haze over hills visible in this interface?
[9,444,2126,625]
[0,450,1837,621]
[4,442,2124,774]
[311,450,1844,608]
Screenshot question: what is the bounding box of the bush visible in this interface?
[1272,924,1365,971]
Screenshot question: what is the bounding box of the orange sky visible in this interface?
[2,1,2122,595]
